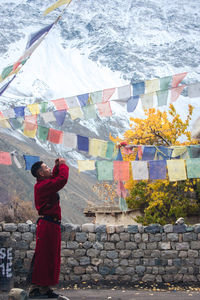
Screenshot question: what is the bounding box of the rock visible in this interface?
[175,217,185,225]
[82,223,95,233]
[8,288,28,300]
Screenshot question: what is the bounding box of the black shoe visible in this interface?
[46,289,59,298]
[29,288,59,298]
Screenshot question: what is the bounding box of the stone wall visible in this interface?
[1,222,200,285]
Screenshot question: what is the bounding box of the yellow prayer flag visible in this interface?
[89,139,107,158]
[27,103,40,115]
[77,160,95,172]
[171,146,188,158]
[145,79,160,94]
[44,0,72,15]
[0,119,11,128]
[68,107,83,120]
[23,128,37,138]
[167,159,187,181]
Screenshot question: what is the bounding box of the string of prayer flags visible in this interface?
[44,0,72,16]
[77,160,95,172]
[47,128,63,144]
[37,125,49,141]
[52,98,68,110]
[149,160,166,180]
[0,152,12,165]
[113,161,130,181]
[127,96,139,112]
[53,109,67,126]
[188,83,200,98]
[186,158,200,179]
[131,161,149,180]
[167,159,187,181]
[97,102,112,117]
[172,72,187,88]
[63,132,77,149]
[23,155,40,170]
[77,135,89,152]
[171,85,186,102]
[187,145,200,158]
[132,82,145,96]
[96,161,113,181]
[142,146,156,161]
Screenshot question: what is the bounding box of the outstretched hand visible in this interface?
[55,158,66,166]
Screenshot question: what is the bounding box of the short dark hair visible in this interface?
[31,161,43,178]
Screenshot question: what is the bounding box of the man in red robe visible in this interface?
[28,158,69,299]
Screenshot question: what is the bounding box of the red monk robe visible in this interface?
[31,163,69,286]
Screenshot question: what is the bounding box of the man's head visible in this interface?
[31,161,52,179]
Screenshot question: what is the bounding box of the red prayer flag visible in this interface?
[103,88,115,102]
[0,152,12,165]
[51,98,68,110]
[24,115,38,130]
[138,145,143,159]
[97,102,112,117]
[172,72,187,88]
[116,181,127,198]
[47,128,63,144]
[113,161,130,181]
[171,85,185,102]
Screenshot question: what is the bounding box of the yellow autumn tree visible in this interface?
[111,104,200,225]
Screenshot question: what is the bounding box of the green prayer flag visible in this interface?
[186,158,200,178]
[187,145,200,158]
[106,141,115,159]
[96,161,113,181]
[156,90,169,106]
[82,105,97,119]
[119,197,128,212]
[40,102,48,113]
[90,91,102,104]
[160,76,171,90]
[1,65,13,79]
[37,125,49,141]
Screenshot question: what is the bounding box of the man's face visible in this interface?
[38,163,52,179]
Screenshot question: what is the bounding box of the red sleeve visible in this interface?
[38,164,69,195]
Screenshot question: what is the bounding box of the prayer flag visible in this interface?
[113,161,130,181]
[103,88,115,102]
[1,65,13,80]
[145,78,159,94]
[160,76,171,91]
[106,141,115,159]
[149,160,166,180]
[2,109,15,118]
[140,93,154,110]
[97,102,112,117]
[77,135,89,152]
[37,125,49,141]
[142,146,156,160]
[89,139,107,158]
[42,111,56,123]
[44,0,72,15]
[131,161,149,180]
[138,145,143,160]
[77,93,89,107]
[96,161,113,181]
[53,109,67,126]
[167,159,187,181]
[118,85,131,100]
[68,107,84,120]
[27,103,40,115]
[116,148,123,161]
[171,85,185,102]
[9,117,23,130]
[0,75,16,96]
[26,23,54,49]
[132,82,145,96]
[186,158,200,179]
[187,145,200,158]
[171,146,188,158]
[90,91,102,104]
[127,96,139,112]
[23,155,40,170]
[172,72,187,88]
[47,128,63,144]
[63,132,77,149]
[77,160,95,172]
[119,197,128,212]
[156,90,168,106]
[14,106,25,117]
[188,83,200,98]
[65,96,80,108]
[23,126,37,138]
[156,146,173,160]
[11,152,22,169]
[25,115,37,125]
[82,105,97,119]
[40,102,48,113]
[51,98,68,110]
[117,181,127,199]
[0,152,12,165]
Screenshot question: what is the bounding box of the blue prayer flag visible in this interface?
[77,93,89,107]
[142,146,156,161]
[26,23,54,49]
[23,155,40,170]
[127,96,139,112]
[149,160,166,180]
[116,148,123,161]
[14,106,25,117]
[77,135,89,152]
[0,75,16,97]
[53,109,66,126]
[132,82,145,96]
[157,146,173,160]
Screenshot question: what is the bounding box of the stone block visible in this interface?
[61,249,74,257]
[127,225,138,233]
[107,251,118,259]
[158,242,171,250]
[147,242,157,250]
[22,232,33,242]
[95,225,106,233]
[110,233,120,242]
[91,258,103,266]
[100,250,107,258]
[119,250,132,258]
[151,250,161,258]
[75,232,88,243]
[120,233,130,241]
[104,258,114,267]
[115,266,125,275]
[16,241,29,250]
[67,257,79,267]
[188,249,198,258]
[66,241,79,249]
[104,242,115,250]
[183,274,197,282]
[142,274,155,282]
[87,249,100,257]
[106,225,115,234]
[74,249,86,257]
[3,223,17,232]
[88,233,96,242]
[163,224,173,233]
[82,223,95,232]
[100,233,107,242]
[17,223,29,232]
[120,259,128,266]
[175,242,189,251]
[135,265,145,274]
[74,266,85,275]
[161,250,178,259]
[116,241,125,249]
[173,225,186,233]
[141,233,148,242]
[144,224,162,234]
[183,232,197,242]
[125,242,137,250]
[132,250,144,258]
[167,233,179,241]
[134,233,142,243]
[191,241,200,249]
[138,243,146,250]
[61,241,66,249]
[115,225,125,233]
[26,250,34,259]
[82,241,93,249]
[86,265,97,273]
[99,266,115,275]
[194,224,200,233]
[79,257,90,265]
